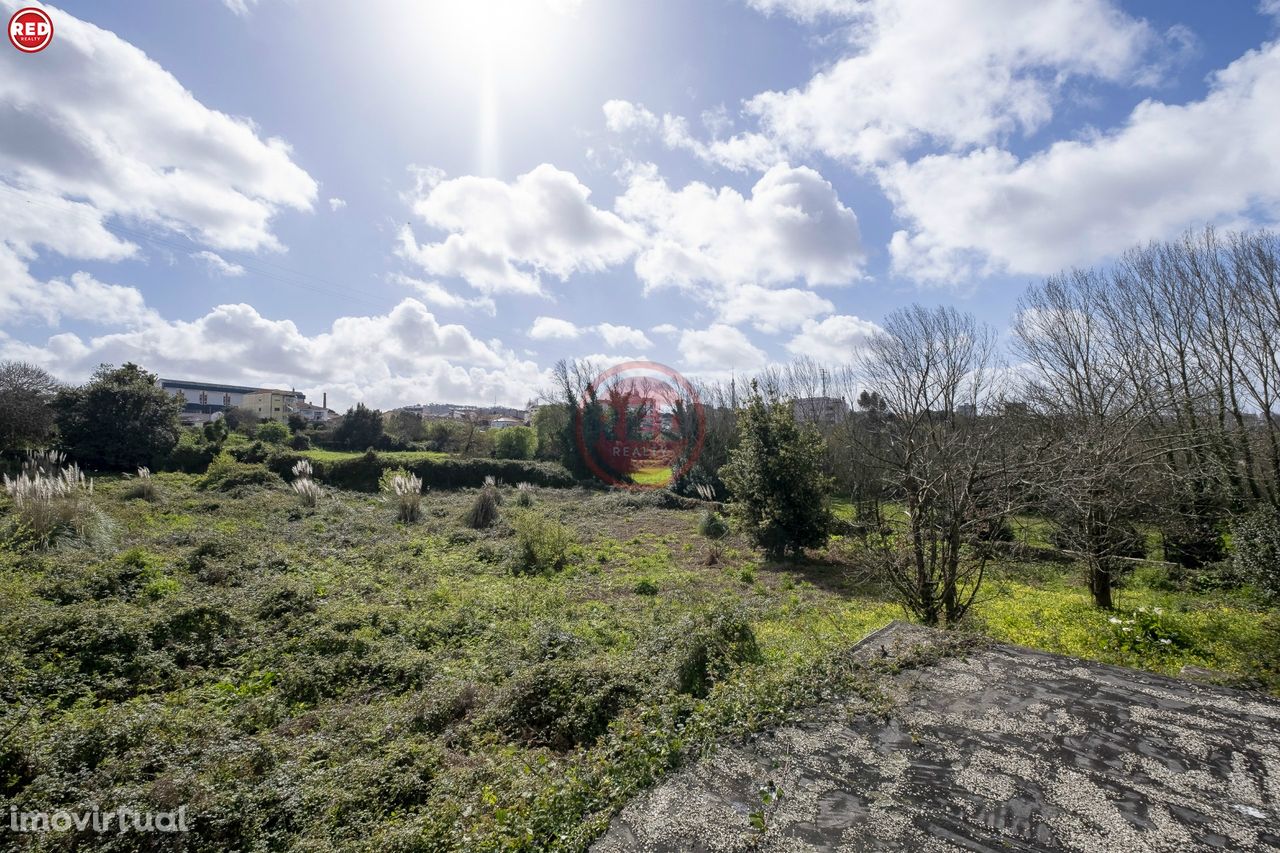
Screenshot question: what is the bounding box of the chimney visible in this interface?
[323,392,327,410]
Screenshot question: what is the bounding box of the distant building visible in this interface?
[242,390,307,423]
[792,396,850,425]
[159,378,261,426]
[490,416,523,429]
[159,378,332,425]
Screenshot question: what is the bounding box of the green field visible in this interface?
[1,474,1276,850]
[300,448,451,463]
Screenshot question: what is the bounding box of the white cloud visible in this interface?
[0,3,316,253]
[0,297,545,409]
[398,163,638,294]
[744,0,861,21]
[650,323,679,336]
[529,316,582,340]
[785,314,881,363]
[0,244,159,329]
[882,39,1280,281]
[192,250,246,277]
[691,0,1161,170]
[391,274,497,315]
[328,197,347,211]
[596,323,652,350]
[617,162,864,294]
[603,99,658,133]
[678,324,768,370]
[717,284,834,333]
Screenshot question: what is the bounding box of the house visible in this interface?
[489,416,524,429]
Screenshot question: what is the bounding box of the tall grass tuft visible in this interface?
[2,460,95,547]
[464,482,501,529]
[391,472,423,522]
[515,481,534,507]
[292,459,314,480]
[122,466,158,501]
[290,458,322,507]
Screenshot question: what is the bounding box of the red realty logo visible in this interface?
[9,7,52,53]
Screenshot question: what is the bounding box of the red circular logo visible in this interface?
[9,7,52,53]
[573,360,706,490]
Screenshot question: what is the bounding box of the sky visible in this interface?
[1,0,1277,410]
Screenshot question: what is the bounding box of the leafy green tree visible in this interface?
[333,403,384,450]
[720,381,832,559]
[222,406,259,434]
[493,425,536,459]
[0,360,60,454]
[287,413,307,434]
[256,420,290,443]
[532,404,569,462]
[53,363,182,470]
[385,409,426,444]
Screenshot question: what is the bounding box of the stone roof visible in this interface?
[594,622,1280,852]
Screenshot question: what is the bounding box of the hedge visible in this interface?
[230,446,575,491]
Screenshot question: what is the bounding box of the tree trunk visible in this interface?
[1089,558,1114,609]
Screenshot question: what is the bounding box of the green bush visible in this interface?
[668,608,763,697]
[163,429,218,473]
[697,509,729,539]
[260,450,574,492]
[1232,506,1280,600]
[511,511,574,574]
[200,452,282,492]
[256,420,289,444]
[493,425,536,460]
[486,656,644,749]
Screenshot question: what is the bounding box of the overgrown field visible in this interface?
[2,474,1277,851]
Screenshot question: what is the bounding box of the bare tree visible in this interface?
[0,361,60,455]
[855,306,1009,626]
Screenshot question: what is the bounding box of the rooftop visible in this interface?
[594,622,1280,852]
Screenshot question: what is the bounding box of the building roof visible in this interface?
[159,378,262,394]
[594,622,1280,851]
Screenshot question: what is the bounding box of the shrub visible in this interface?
[200,452,281,492]
[493,426,536,460]
[511,511,574,574]
[486,657,643,749]
[333,403,384,450]
[719,383,833,559]
[260,450,575,492]
[388,471,423,523]
[121,466,157,501]
[463,483,501,529]
[1232,506,1280,600]
[2,459,95,547]
[163,429,217,473]
[514,481,534,507]
[289,432,312,450]
[633,579,659,596]
[697,509,729,540]
[256,420,290,444]
[667,608,763,697]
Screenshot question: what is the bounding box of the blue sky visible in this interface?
[2,0,1277,409]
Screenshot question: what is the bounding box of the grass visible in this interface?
[0,474,1276,851]
[628,464,674,488]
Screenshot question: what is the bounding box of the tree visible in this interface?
[53,363,182,470]
[0,360,60,454]
[856,306,1009,626]
[287,413,307,434]
[720,381,833,559]
[222,406,260,433]
[493,425,536,459]
[531,403,569,462]
[333,403,384,450]
[256,420,290,444]
[385,409,426,444]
